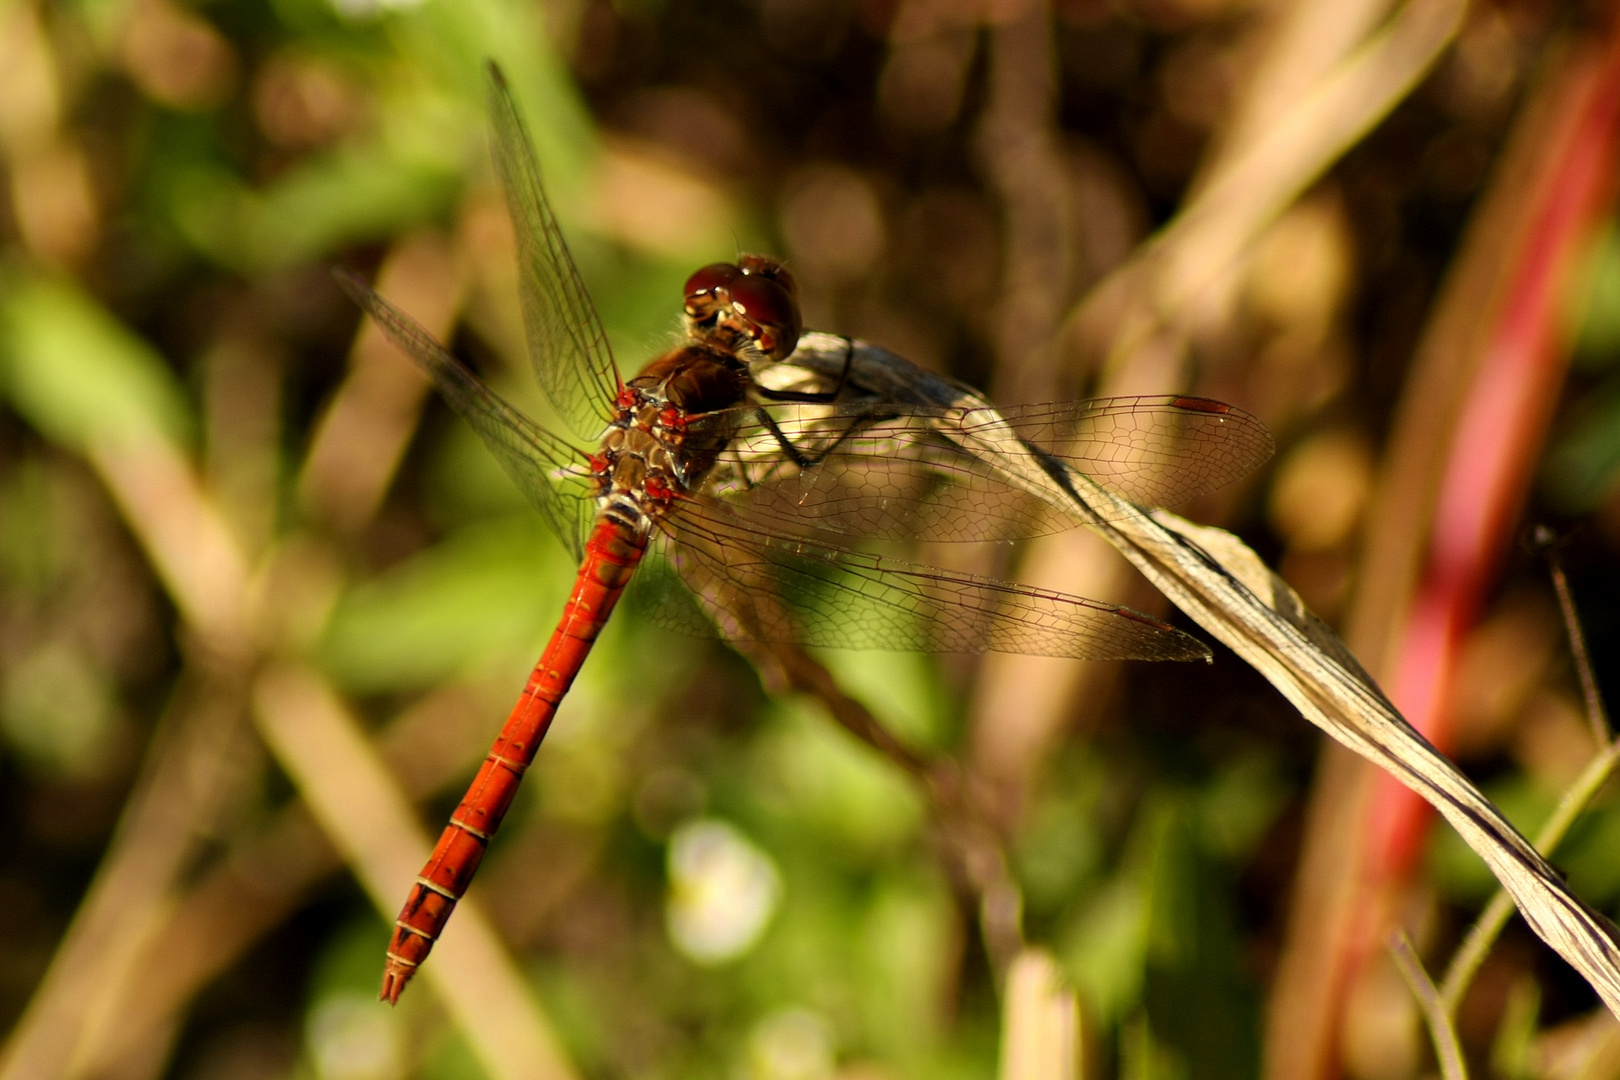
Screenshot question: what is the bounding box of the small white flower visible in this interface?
[306,991,402,1080]
[666,818,781,964]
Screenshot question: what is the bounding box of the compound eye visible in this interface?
[683,262,741,316]
[737,254,799,301]
[728,274,803,360]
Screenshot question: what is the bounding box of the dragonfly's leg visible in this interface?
[756,336,854,404]
[752,401,873,470]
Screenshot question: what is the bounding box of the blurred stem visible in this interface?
[998,949,1080,1080]
[747,639,1027,974]
[299,231,462,534]
[1388,931,1468,1080]
[0,667,252,1080]
[1344,36,1600,677]
[977,0,1068,406]
[1153,0,1466,317]
[1206,0,1398,188]
[1439,734,1620,1012]
[89,433,251,653]
[1076,0,1465,373]
[252,667,579,1080]
[71,686,502,1079]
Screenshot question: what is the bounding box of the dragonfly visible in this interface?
[337,63,1273,1004]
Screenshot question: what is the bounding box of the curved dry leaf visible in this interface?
[784,334,1620,1019]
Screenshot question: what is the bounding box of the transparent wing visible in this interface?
[692,396,1273,543]
[621,536,725,640]
[335,270,595,561]
[1030,395,1273,505]
[632,494,1210,662]
[486,62,622,440]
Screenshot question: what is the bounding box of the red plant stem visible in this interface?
[1363,24,1620,919]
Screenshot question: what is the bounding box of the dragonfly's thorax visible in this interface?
[590,344,750,532]
[628,340,754,413]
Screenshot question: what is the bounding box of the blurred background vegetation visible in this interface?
[3,0,1620,1077]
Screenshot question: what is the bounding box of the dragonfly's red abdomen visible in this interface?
[379,520,648,1004]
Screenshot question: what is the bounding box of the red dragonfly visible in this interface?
[337,64,1272,1004]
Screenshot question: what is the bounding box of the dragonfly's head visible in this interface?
[683,256,802,362]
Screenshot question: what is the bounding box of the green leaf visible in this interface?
[1064,794,1260,1076]
[317,516,573,692]
[0,273,193,453]
[748,700,924,858]
[1016,769,1105,917]
[811,650,950,752]
[1064,876,1149,1026]
[386,0,596,192]
[168,141,461,274]
[855,875,955,1061]
[1137,800,1259,1080]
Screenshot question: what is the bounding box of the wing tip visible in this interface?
[1112,607,1212,663]
[1157,632,1214,664]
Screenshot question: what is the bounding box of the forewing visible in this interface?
[486,63,621,440]
[690,396,1272,544]
[336,271,594,561]
[653,495,1209,662]
[1009,395,1274,509]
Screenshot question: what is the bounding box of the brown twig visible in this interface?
[252,668,578,1080]
[0,668,253,1080]
[299,231,463,533]
[71,685,501,1079]
[1541,532,1612,745]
